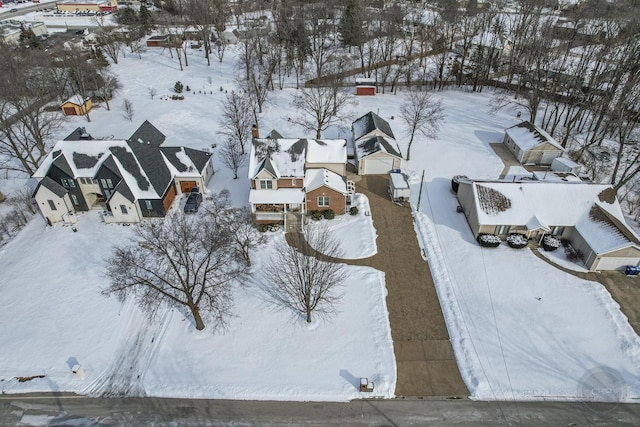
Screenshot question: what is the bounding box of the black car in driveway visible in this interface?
[183,188,202,213]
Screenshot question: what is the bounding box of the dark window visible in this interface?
[47,200,56,211]
[145,200,152,210]
[260,180,273,189]
[71,194,79,205]
[120,205,128,214]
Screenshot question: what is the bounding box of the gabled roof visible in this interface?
[356,136,402,159]
[128,120,166,147]
[51,154,74,177]
[64,127,93,141]
[505,121,564,151]
[160,147,212,176]
[126,141,172,195]
[111,178,135,203]
[267,129,284,139]
[352,111,395,142]
[62,95,88,106]
[35,176,67,198]
[304,168,347,194]
[575,205,640,254]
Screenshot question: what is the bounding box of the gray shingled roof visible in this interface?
[128,120,166,147]
[64,127,94,141]
[100,155,123,179]
[183,147,212,173]
[160,147,189,172]
[109,146,152,191]
[51,155,74,177]
[72,152,101,170]
[111,179,135,203]
[125,141,172,195]
[357,136,401,157]
[36,176,68,198]
[353,111,395,141]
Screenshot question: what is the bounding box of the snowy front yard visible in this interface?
[0,207,395,400]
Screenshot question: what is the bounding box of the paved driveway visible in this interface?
[287,175,468,398]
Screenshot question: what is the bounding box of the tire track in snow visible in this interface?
[85,309,171,397]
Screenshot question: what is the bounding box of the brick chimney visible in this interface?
[251,124,259,139]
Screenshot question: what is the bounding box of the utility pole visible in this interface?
[417,169,425,212]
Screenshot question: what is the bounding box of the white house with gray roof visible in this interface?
[457,179,640,270]
[32,121,213,225]
[352,112,402,175]
[248,136,352,229]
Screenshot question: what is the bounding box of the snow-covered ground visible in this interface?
[0,41,639,403]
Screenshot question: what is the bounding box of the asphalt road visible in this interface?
[1,394,639,426]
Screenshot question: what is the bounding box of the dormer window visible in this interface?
[259,179,273,189]
[60,178,76,188]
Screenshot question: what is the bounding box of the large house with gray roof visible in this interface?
[352,112,402,175]
[32,121,214,225]
[456,179,640,270]
[248,133,353,230]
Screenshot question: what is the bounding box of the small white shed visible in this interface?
[551,156,582,175]
[389,172,410,202]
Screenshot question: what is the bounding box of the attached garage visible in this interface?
[179,180,198,193]
[592,257,640,271]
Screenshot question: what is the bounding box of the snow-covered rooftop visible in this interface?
[63,95,87,106]
[505,121,564,152]
[304,168,347,194]
[356,136,402,159]
[469,181,628,231]
[248,188,304,204]
[249,138,346,179]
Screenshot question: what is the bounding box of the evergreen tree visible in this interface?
[139,5,155,34]
[93,46,109,67]
[18,25,40,49]
[338,0,364,48]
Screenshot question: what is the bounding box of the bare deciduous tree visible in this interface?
[0,45,63,175]
[263,225,344,323]
[219,91,253,154]
[291,86,353,139]
[221,206,264,267]
[400,90,445,161]
[148,87,157,100]
[103,199,251,331]
[122,98,134,121]
[220,137,248,179]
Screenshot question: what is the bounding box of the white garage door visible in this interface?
[593,257,640,271]
[363,156,394,175]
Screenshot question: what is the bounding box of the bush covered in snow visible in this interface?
[477,233,501,247]
[506,233,528,249]
[311,210,323,221]
[542,235,561,251]
[322,209,335,220]
[349,206,359,215]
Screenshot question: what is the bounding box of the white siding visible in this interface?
[35,186,73,224]
[108,192,142,223]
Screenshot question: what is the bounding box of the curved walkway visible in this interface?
[529,248,599,281]
[287,175,468,398]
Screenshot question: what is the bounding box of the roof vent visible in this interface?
[79,127,91,139]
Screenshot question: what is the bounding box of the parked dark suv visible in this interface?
[183,187,202,213]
